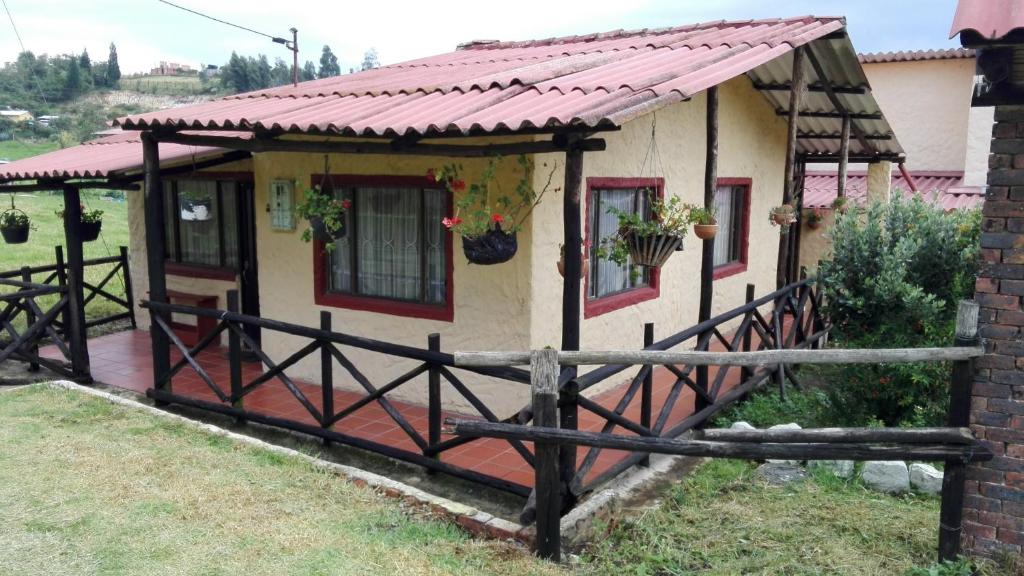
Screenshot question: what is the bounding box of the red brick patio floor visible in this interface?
[45,322,778,490]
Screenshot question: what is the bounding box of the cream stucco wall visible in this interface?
[964,105,996,186]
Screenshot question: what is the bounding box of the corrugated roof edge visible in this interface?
[858,48,975,63]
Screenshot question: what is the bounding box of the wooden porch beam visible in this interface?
[797,132,892,140]
[802,45,878,156]
[154,132,607,158]
[777,46,806,289]
[115,150,252,183]
[141,132,171,397]
[61,184,91,382]
[0,181,141,193]
[775,110,882,120]
[559,141,584,513]
[699,86,718,325]
[838,115,851,200]
[752,81,867,94]
[802,153,905,163]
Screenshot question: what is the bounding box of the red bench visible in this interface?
[164,290,218,347]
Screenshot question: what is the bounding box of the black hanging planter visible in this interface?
[1,223,29,244]
[80,220,102,242]
[625,231,684,268]
[462,227,518,265]
[309,216,346,243]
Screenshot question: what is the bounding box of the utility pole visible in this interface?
[272,27,299,86]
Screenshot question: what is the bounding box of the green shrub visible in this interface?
[712,385,836,428]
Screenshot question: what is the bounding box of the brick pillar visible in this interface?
[965,104,1024,558]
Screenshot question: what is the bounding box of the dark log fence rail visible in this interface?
[0,277,77,379]
[451,300,987,562]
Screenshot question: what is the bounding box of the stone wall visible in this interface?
[965,104,1024,558]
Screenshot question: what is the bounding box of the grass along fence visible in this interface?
[450,300,990,562]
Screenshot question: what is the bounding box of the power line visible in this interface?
[155,0,286,42]
[1,0,25,53]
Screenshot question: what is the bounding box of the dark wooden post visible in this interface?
[532,348,561,561]
[741,283,755,381]
[53,246,68,337]
[20,266,39,372]
[320,310,334,443]
[698,85,719,324]
[142,132,170,396]
[427,332,442,467]
[838,115,851,201]
[227,290,244,415]
[62,184,91,382]
[777,46,806,289]
[559,144,584,510]
[120,246,137,328]
[938,300,979,562]
[640,321,654,467]
[789,161,806,283]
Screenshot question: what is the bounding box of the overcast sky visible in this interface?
[1,0,963,74]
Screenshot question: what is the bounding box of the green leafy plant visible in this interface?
[55,204,104,224]
[295,185,351,245]
[832,195,849,212]
[596,192,696,266]
[431,155,557,238]
[769,203,796,226]
[805,207,825,228]
[690,205,717,225]
[0,209,31,229]
[905,557,978,576]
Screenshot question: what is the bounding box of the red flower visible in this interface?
[442,216,463,229]
[341,200,352,210]
[451,179,466,192]
[426,168,436,181]
[491,213,504,223]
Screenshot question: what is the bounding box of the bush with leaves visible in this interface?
[817,194,980,426]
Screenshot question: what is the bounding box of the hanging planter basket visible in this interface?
[462,227,517,265]
[693,223,718,240]
[557,253,589,279]
[80,220,102,242]
[180,197,214,222]
[625,231,683,268]
[309,216,346,243]
[1,208,30,245]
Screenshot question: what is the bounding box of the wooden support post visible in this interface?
[320,310,334,443]
[640,322,654,467]
[62,184,91,382]
[559,144,584,511]
[142,132,170,397]
[838,115,851,200]
[53,246,68,337]
[789,161,806,283]
[120,246,137,328]
[741,283,755,381]
[699,86,719,324]
[427,332,442,470]
[532,348,561,562]
[938,300,980,562]
[227,290,244,417]
[777,46,806,289]
[20,266,39,372]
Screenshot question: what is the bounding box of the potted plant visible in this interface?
[296,185,352,244]
[433,155,558,265]
[597,192,692,268]
[56,205,104,242]
[805,207,825,230]
[691,206,718,240]
[557,243,590,279]
[0,207,32,244]
[831,196,849,213]
[179,190,214,222]
[769,204,797,227]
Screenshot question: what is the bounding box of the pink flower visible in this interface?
[442,216,463,229]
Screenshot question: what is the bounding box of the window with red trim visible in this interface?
[313,175,453,321]
[712,178,751,280]
[162,177,245,276]
[584,177,662,318]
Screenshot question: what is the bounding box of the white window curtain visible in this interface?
[713,185,736,267]
[589,188,648,299]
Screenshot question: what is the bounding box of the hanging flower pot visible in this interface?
[596,193,692,269]
[805,208,824,230]
[690,206,718,240]
[56,205,105,243]
[769,204,797,227]
[179,195,214,222]
[1,208,31,244]
[308,216,346,242]
[296,185,351,247]
[624,231,684,267]
[462,226,518,265]
[557,246,589,279]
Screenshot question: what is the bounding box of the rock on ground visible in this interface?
[809,460,855,479]
[730,421,756,431]
[861,461,910,493]
[909,463,944,494]
[755,463,807,486]
[767,423,802,465]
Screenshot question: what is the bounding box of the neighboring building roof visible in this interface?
[0,130,242,182]
[858,48,975,63]
[803,170,984,210]
[114,16,903,161]
[951,0,1024,41]
[0,110,30,116]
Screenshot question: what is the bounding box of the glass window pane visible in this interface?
[424,189,446,304]
[177,180,220,267]
[221,182,239,268]
[589,188,650,299]
[328,188,354,293]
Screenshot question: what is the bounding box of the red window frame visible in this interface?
[712,177,752,281]
[583,177,663,319]
[311,174,455,322]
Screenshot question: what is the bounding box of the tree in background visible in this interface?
[361,48,379,71]
[271,57,291,86]
[64,57,82,99]
[256,55,272,90]
[301,60,317,82]
[106,43,121,87]
[79,49,92,74]
[318,45,340,78]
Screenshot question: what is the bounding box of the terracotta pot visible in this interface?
[693,223,718,240]
[807,220,821,230]
[771,212,795,226]
[625,231,683,268]
[557,253,589,279]
[462,228,517,265]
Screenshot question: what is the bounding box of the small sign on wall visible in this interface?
[269,180,295,230]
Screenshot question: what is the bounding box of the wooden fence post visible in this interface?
[640,322,654,467]
[54,246,68,337]
[428,332,442,470]
[532,348,561,561]
[741,283,755,382]
[62,184,91,383]
[227,290,244,419]
[120,246,137,328]
[321,310,334,444]
[938,300,979,562]
[20,266,39,372]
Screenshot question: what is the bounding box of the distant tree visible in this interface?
[64,58,82,99]
[301,60,317,82]
[106,43,121,86]
[271,57,291,86]
[256,54,272,89]
[360,48,379,71]
[91,61,109,87]
[79,49,91,72]
[318,45,340,78]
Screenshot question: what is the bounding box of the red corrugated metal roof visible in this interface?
[858,48,975,63]
[951,0,1024,40]
[115,16,850,138]
[0,131,242,182]
[803,170,983,210]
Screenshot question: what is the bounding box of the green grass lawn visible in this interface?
[1,191,131,324]
[0,385,562,576]
[0,139,61,162]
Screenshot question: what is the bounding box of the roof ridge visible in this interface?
[858,47,974,63]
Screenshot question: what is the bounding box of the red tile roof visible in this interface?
[0,131,241,182]
[803,170,983,210]
[115,16,851,138]
[858,48,975,63]
[951,0,1024,41]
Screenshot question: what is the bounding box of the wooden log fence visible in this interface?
[0,277,76,379]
